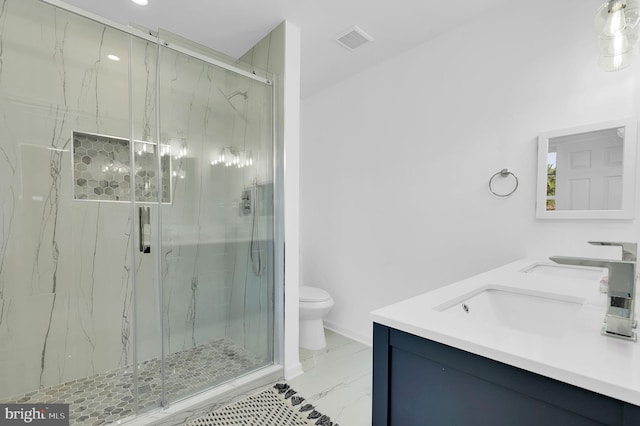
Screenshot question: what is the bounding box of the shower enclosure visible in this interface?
[0,0,278,424]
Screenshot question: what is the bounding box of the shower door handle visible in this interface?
[139,206,151,253]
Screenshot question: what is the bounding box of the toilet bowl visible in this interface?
[299,286,334,350]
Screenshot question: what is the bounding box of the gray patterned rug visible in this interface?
[186,383,338,426]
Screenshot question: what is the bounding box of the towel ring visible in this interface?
[489,169,518,198]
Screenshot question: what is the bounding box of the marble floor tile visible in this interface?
[291,329,372,426]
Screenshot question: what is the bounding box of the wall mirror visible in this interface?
[536,118,637,219]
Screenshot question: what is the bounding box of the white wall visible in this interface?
[301,0,640,345]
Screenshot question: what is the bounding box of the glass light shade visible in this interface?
[597,32,637,55]
[598,48,637,70]
[594,0,640,36]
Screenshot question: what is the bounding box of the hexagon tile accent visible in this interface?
[0,339,267,425]
[72,132,171,203]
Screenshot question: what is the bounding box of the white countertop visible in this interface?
[370,258,640,406]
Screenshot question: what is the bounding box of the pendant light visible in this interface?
[594,0,640,71]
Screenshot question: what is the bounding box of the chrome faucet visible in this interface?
[550,241,637,341]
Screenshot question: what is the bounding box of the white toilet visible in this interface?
[299,286,334,350]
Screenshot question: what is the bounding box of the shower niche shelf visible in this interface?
[72,131,171,203]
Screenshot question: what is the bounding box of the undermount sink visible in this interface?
[435,286,585,337]
[371,257,640,413]
[521,262,606,280]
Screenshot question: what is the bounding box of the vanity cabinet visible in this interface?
[372,323,640,426]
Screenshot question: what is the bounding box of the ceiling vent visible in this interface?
[335,26,374,51]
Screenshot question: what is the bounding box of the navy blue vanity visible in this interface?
[372,323,640,425]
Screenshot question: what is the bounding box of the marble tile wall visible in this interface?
[0,0,277,413]
[0,0,137,400]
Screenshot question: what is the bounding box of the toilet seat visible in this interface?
[300,286,331,302]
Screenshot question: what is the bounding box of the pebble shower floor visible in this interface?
[0,339,266,425]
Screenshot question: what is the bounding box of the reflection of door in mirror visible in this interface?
[548,127,623,211]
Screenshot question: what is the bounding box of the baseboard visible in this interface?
[324,320,372,347]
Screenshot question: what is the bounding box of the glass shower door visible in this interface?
[128,35,165,413]
[143,41,276,405]
[0,0,277,420]
[0,0,155,423]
